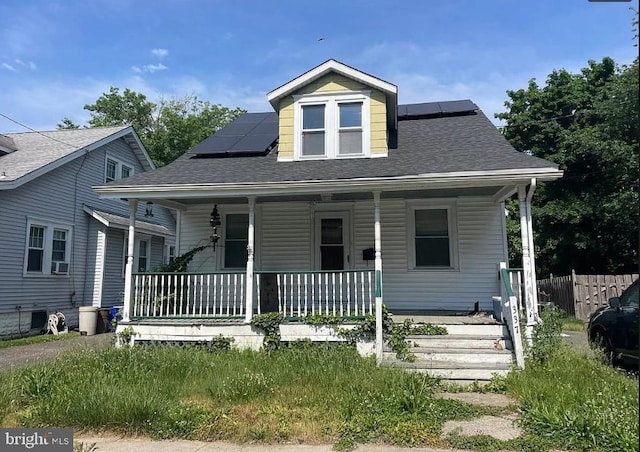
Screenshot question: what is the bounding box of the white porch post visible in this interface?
[245,196,256,323]
[373,191,383,363]
[518,185,535,342]
[122,199,138,323]
[525,178,539,321]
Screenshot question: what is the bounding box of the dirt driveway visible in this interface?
[0,333,113,369]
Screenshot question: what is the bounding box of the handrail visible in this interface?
[500,265,525,369]
[133,270,246,276]
[254,269,371,275]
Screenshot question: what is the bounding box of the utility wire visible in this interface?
[0,111,83,150]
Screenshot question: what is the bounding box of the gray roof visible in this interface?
[86,207,173,236]
[0,126,152,188]
[108,104,557,187]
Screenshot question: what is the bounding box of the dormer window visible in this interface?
[302,105,326,156]
[294,92,370,160]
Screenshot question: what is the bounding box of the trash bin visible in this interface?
[109,306,123,329]
[492,296,503,322]
[96,308,111,333]
[79,306,99,336]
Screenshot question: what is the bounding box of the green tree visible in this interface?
[497,57,639,276]
[56,117,80,129]
[148,96,245,165]
[84,87,156,138]
[76,87,244,166]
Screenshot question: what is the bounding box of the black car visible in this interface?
[587,279,639,367]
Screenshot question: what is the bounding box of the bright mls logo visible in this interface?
[1,429,73,451]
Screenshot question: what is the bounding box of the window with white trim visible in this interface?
[24,220,72,275]
[137,239,149,272]
[224,214,248,269]
[294,92,370,160]
[122,234,152,275]
[165,245,176,264]
[408,203,457,270]
[105,156,134,183]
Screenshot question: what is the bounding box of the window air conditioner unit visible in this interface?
[52,262,69,275]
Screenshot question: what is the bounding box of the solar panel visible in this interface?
[190,112,278,156]
[230,134,277,152]
[398,100,477,119]
[405,103,441,116]
[439,100,477,114]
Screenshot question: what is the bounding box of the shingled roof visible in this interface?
[102,103,557,188]
[0,126,153,189]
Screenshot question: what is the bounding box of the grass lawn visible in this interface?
[561,317,586,332]
[0,342,637,451]
[0,332,79,349]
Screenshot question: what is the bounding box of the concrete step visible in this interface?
[433,324,510,336]
[405,334,512,350]
[384,349,514,364]
[381,359,512,381]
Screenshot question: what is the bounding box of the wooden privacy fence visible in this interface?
[537,271,639,320]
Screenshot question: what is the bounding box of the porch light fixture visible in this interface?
[144,201,154,218]
[209,204,221,251]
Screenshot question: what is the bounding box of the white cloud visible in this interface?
[223,33,233,40]
[1,63,16,72]
[151,48,168,58]
[12,59,37,70]
[131,63,168,74]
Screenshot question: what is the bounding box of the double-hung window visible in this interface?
[338,102,363,155]
[105,156,134,183]
[24,220,72,276]
[294,92,370,160]
[408,202,457,270]
[301,105,326,156]
[224,214,249,268]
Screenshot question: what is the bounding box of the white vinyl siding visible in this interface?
[177,197,506,312]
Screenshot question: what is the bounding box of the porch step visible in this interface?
[430,324,509,336]
[383,348,513,364]
[382,359,512,381]
[405,334,513,350]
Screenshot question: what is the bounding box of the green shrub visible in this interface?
[527,306,564,364]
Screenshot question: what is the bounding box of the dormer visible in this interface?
[267,59,398,162]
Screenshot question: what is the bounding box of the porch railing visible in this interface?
[132,272,247,319]
[499,264,525,369]
[130,269,375,320]
[256,270,374,318]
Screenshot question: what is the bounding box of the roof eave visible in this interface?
[267,59,398,110]
[94,167,563,201]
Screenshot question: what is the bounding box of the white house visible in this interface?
[94,61,562,380]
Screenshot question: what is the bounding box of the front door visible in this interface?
[315,212,350,270]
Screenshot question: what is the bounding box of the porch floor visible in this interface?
[390,311,502,325]
[128,311,502,326]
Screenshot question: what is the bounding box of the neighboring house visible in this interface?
[0,126,175,337]
[95,60,562,375]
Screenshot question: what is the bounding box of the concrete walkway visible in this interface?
[0,333,113,369]
[75,437,466,452]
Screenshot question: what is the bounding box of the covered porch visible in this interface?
[99,174,547,364]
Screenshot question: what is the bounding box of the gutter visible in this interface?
[94,168,563,200]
